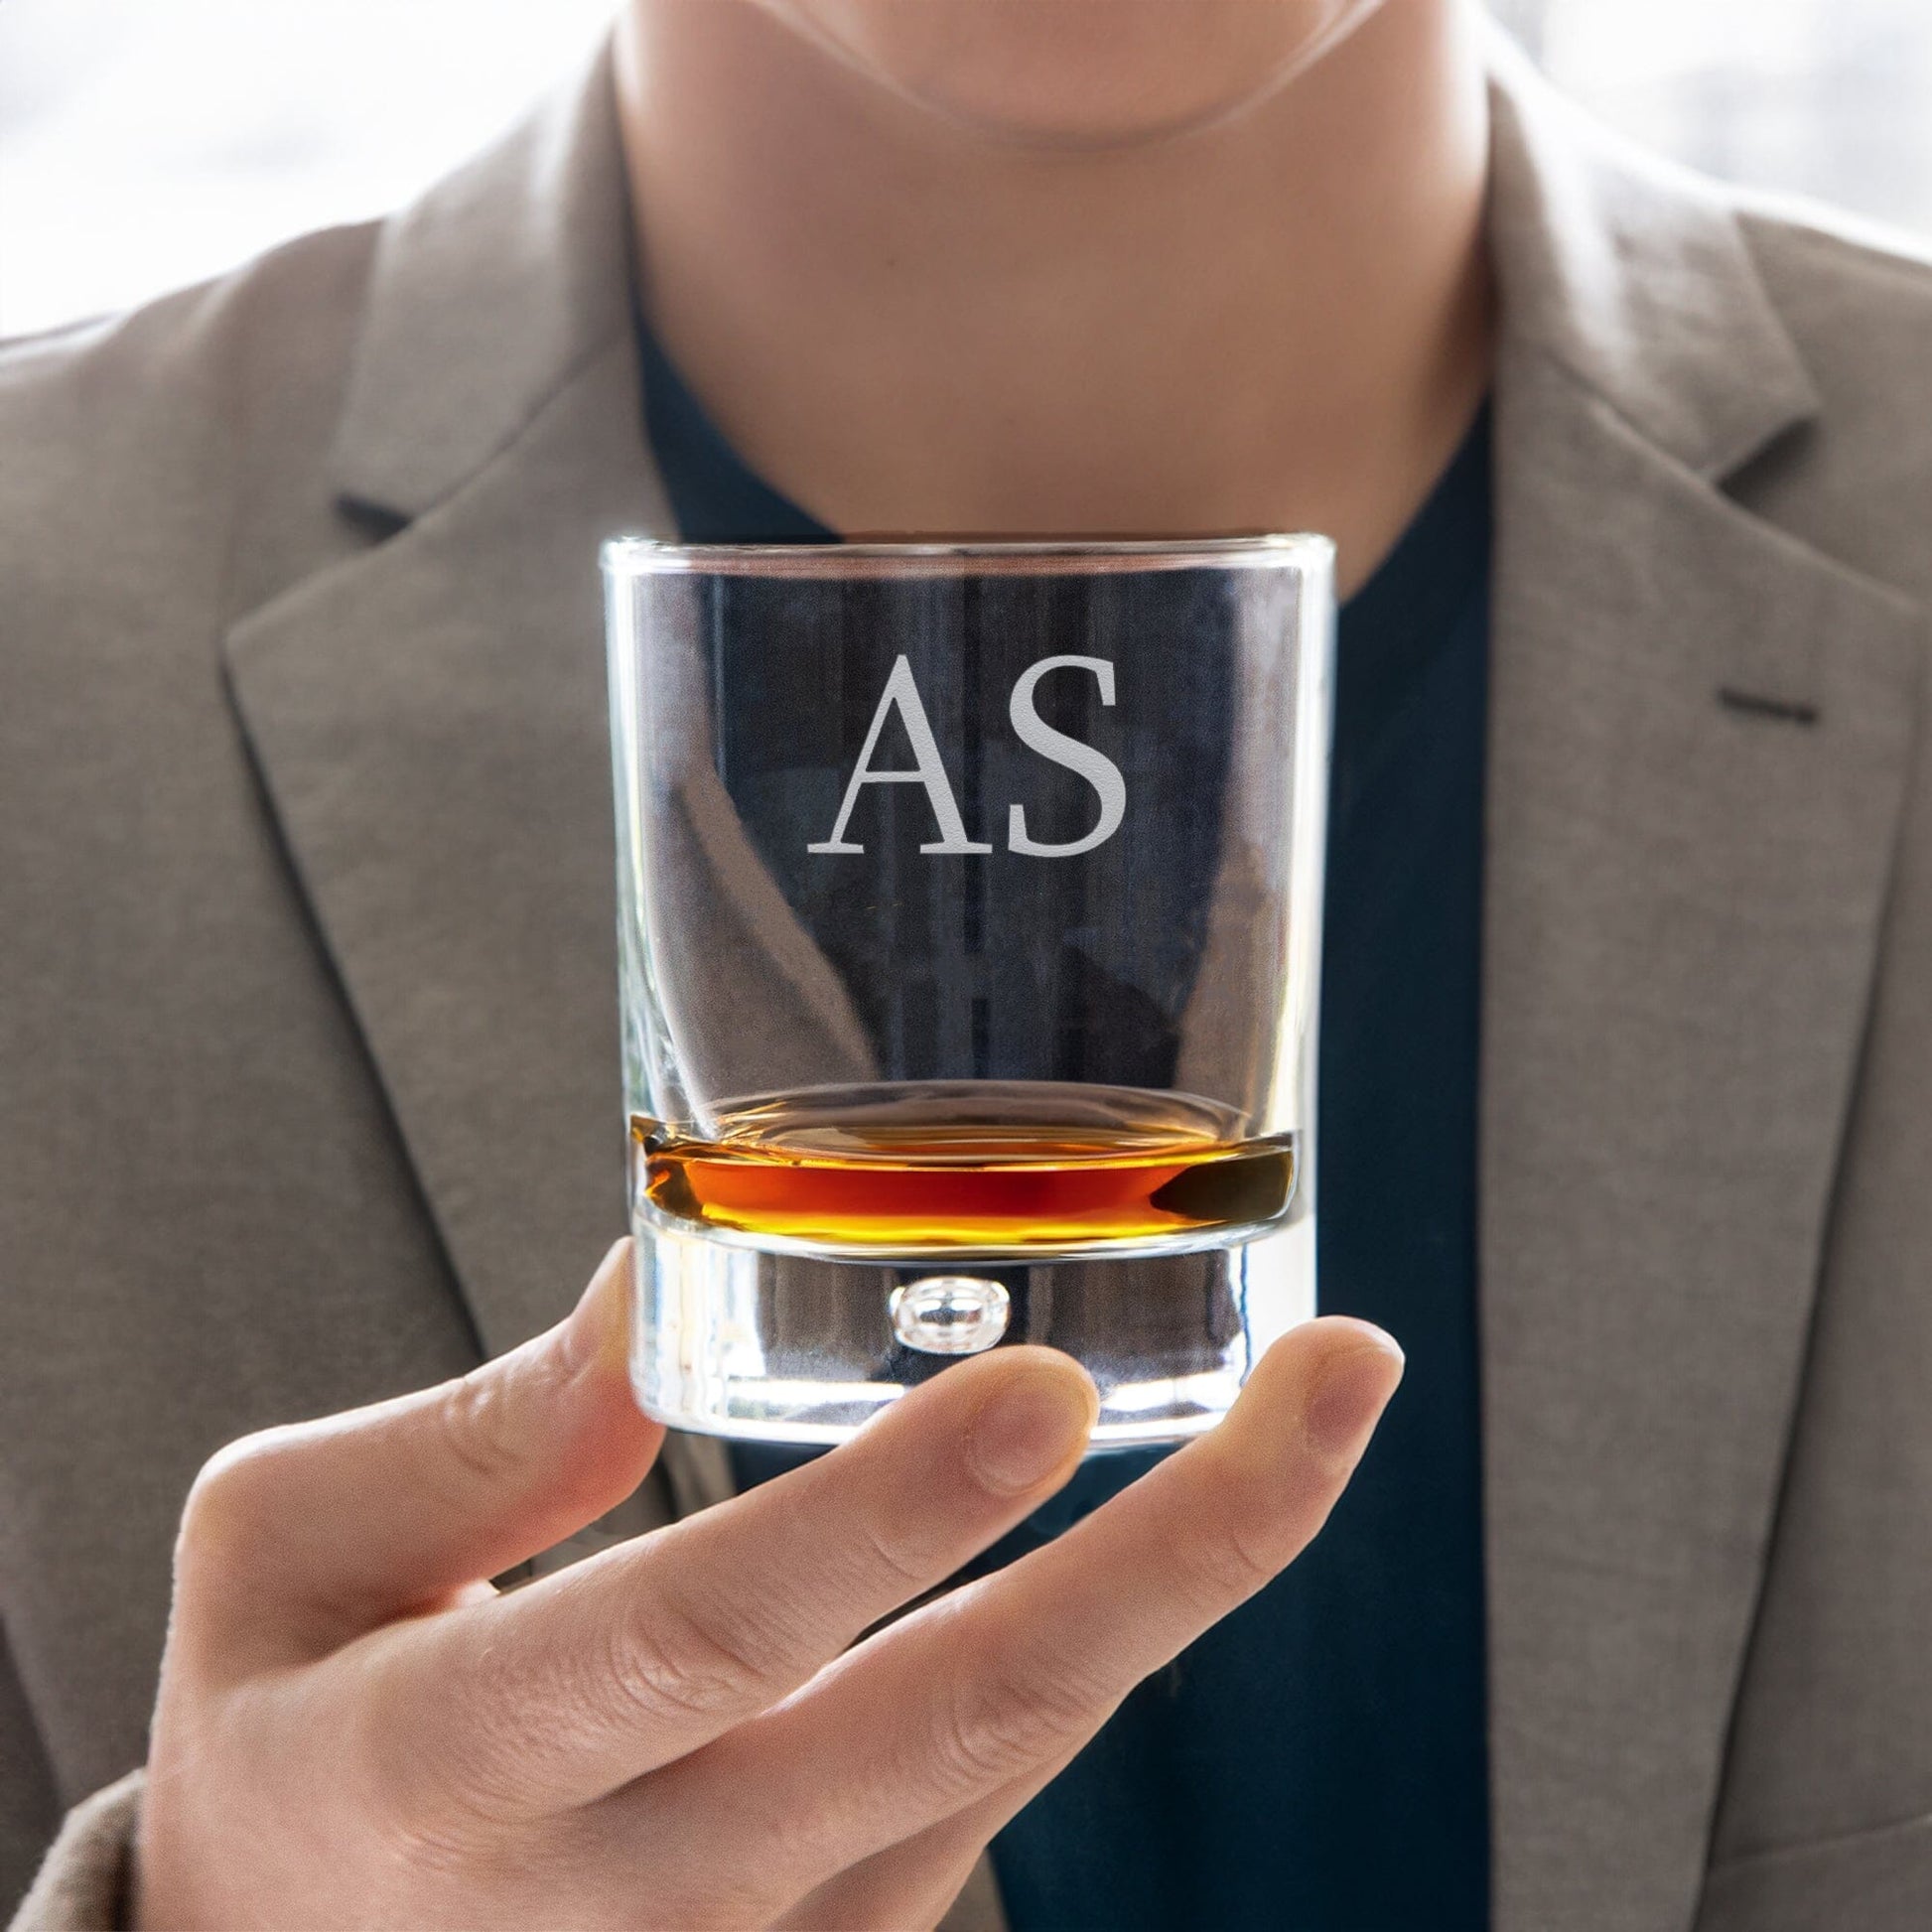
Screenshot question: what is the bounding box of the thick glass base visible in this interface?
[630,1213,1314,1447]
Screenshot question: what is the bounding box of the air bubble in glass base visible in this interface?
[630,1213,1313,1448]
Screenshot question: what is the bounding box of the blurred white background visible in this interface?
[3,0,1931,337]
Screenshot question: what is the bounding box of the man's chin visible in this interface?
[756,0,1384,152]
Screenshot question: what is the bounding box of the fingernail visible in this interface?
[561,1239,633,1376]
[966,1361,1097,1495]
[1304,1332,1405,1469]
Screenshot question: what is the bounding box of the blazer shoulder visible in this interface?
[0,219,382,634]
[1738,182,1932,281]
[0,213,381,414]
[1725,197,1932,602]
[1739,192,1932,373]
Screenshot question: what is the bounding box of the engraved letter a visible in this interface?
[808,655,993,855]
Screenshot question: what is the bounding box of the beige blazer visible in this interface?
[8,31,1932,1932]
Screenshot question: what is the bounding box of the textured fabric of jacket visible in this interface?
[7,30,1932,1932]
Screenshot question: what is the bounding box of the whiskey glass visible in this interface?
[604,537,1333,1445]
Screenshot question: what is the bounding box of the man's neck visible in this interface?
[616,1,1492,593]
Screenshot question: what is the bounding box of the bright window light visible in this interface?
[2,1,1930,338]
[0,0,618,336]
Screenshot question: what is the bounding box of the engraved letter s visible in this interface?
[1007,656,1127,859]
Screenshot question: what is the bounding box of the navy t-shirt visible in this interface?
[638,312,1493,1931]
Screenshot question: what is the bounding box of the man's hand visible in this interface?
[136,1240,1401,1931]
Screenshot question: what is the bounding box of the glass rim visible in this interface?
[601,532,1334,580]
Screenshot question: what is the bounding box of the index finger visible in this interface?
[371,1342,1099,1819]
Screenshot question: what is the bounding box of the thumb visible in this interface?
[175,1239,662,1669]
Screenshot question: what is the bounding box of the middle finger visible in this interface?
[374,1344,1098,1821]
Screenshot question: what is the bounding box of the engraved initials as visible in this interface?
[808,654,1125,858]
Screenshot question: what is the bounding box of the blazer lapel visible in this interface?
[217,47,707,1370]
[224,335,671,1358]
[218,57,849,1545]
[1482,48,1926,1931]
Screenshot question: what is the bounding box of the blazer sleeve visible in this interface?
[0,1632,61,1921]
[7,1775,141,1932]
